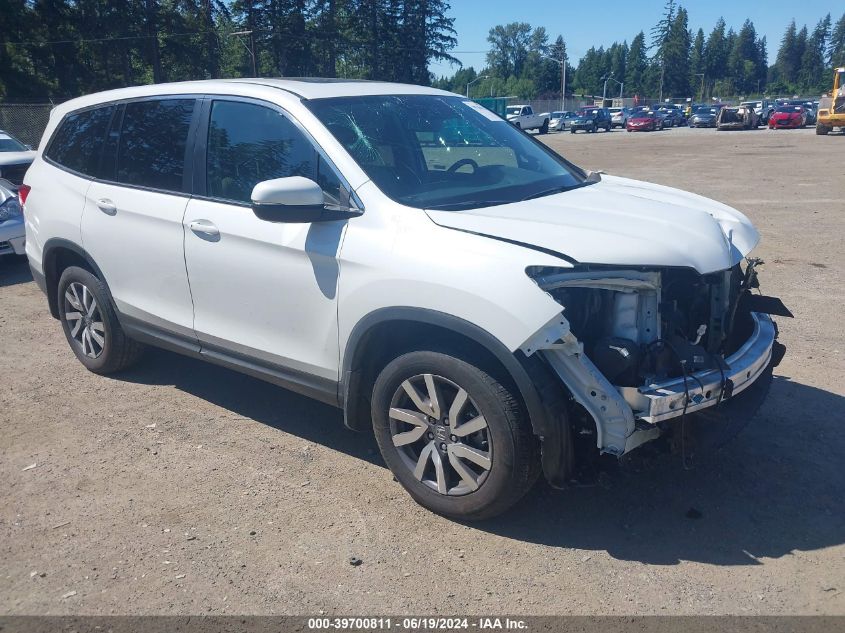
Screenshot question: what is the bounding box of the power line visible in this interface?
[3,28,489,54]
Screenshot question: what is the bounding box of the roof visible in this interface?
[49,78,458,120]
[231,77,455,99]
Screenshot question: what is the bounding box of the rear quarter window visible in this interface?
[45,106,115,177]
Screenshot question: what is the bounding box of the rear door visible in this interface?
[81,97,200,338]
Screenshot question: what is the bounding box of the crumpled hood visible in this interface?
[425,174,759,274]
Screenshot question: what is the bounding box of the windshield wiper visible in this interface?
[424,200,515,211]
[521,184,581,201]
[521,174,599,202]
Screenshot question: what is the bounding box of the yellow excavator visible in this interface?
[816,67,845,135]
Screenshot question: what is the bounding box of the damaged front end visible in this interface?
[522,260,789,483]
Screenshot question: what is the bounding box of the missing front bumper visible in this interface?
[618,312,777,425]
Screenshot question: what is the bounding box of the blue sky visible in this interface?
[430,0,839,77]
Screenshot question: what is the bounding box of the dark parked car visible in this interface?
[656,105,685,126]
[570,107,612,133]
[688,105,721,128]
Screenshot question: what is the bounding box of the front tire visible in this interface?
[58,266,144,374]
[816,123,830,135]
[372,351,539,520]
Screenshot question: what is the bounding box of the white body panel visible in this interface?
[426,174,758,275]
[337,182,567,360]
[506,105,546,130]
[23,153,87,277]
[81,181,195,334]
[183,198,345,380]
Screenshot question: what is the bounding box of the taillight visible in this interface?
[18,184,30,205]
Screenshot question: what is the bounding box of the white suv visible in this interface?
[23,79,787,520]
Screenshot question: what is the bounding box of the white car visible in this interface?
[0,178,25,256]
[0,130,36,186]
[608,107,629,128]
[23,79,786,520]
[505,104,549,133]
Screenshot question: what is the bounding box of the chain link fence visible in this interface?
[0,104,54,149]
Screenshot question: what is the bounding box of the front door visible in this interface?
[183,99,355,394]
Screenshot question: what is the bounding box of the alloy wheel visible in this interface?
[64,282,105,359]
[388,373,493,496]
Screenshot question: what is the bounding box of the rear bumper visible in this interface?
[620,312,778,424]
[0,217,25,255]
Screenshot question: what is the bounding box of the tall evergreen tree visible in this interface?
[800,14,831,91]
[662,6,690,97]
[608,41,628,92]
[649,0,675,99]
[775,19,799,84]
[689,27,705,97]
[729,19,762,94]
[626,31,649,98]
[703,17,729,98]
[828,12,845,67]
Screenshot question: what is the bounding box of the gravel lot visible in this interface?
[1,125,843,616]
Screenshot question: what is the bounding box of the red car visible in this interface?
[626,110,662,131]
[768,106,807,129]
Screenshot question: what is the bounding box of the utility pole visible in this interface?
[608,77,624,103]
[694,73,704,102]
[602,73,613,105]
[542,53,567,111]
[659,59,665,102]
[466,75,489,99]
[231,30,257,77]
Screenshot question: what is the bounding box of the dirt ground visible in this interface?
[1,125,843,616]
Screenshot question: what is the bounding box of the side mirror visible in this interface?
[251,176,358,223]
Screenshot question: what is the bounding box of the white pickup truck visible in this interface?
[505,104,549,133]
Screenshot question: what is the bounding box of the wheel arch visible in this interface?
[340,307,557,440]
[42,238,111,319]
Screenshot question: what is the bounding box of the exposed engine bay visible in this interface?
[522,260,790,465]
[529,260,788,389]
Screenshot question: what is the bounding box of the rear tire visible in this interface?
[539,119,549,134]
[372,351,539,521]
[816,123,830,135]
[57,266,144,374]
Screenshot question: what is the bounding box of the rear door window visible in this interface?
[45,106,115,177]
[116,99,196,192]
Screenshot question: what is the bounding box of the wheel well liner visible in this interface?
[42,239,109,319]
[340,308,557,441]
